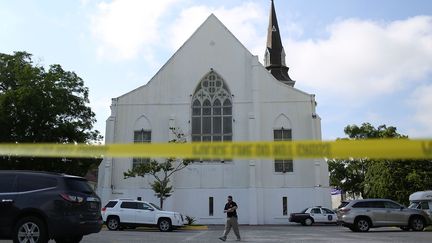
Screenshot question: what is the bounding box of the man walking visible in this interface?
[219,195,241,241]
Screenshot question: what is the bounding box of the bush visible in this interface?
[185,215,196,225]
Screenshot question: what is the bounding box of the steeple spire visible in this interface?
[264,0,295,86]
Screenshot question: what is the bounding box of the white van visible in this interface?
[409,191,432,219]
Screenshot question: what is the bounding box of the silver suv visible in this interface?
[337,199,431,232]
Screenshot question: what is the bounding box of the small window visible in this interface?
[384,201,401,209]
[282,197,287,216]
[142,203,152,210]
[353,201,385,208]
[133,129,152,168]
[420,202,430,210]
[311,208,321,214]
[120,202,137,209]
[17,175,57,192]
[104,201,118,208]
[338,201,349,209]
[209,197,214,216]
[352,202,368,208]
[322,208,334,214]
[274,128,293,173]
[136,202,152,210]
[369,201,385,208]
[0,174,16,193]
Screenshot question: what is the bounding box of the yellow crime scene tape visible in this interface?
[0,139,431,160]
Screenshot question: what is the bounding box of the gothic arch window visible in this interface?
[191,71,232,142]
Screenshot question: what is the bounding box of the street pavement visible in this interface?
[1,225,431,242]
[82,224,432,243]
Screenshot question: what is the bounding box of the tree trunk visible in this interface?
[160,197,164,209]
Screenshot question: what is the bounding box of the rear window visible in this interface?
[104,201,118,208]
[338,201,349,209]
[64,178,93,194]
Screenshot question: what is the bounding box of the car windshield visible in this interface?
[150,203,161,210]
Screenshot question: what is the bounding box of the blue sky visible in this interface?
[1,0,431,141]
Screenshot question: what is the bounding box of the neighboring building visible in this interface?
[97,0,330,224]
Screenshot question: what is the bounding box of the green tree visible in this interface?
[0,51,102,176]
[124,127,193,209]
[328,123,406,198]
[366,159,432,205]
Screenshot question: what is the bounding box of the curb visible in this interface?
[181,225,209,230]
[101,225,208,231]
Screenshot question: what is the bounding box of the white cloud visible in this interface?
[169,2,266,53]
[90,0,181,60]
[407,84,432,137]
[285,16,432,104]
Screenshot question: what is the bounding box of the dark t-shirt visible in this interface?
[224,201,238,218]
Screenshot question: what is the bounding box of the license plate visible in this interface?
[89,202,98,210]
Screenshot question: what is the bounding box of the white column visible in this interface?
[98,98,117,204]
[248,56,262,225]
[248,113,258,225]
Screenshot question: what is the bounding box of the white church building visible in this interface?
[97,1,330,225]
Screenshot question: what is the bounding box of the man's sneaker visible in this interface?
[219,236,226,241]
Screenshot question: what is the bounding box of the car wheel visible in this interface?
[13,216,48,243]
[158,218,172,232]
[107,216,120,231]
[55,235,83,243]
[354,217,370,232]
[410,217,425,231]
[304,217,314,226]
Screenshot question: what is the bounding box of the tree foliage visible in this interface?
[0,51,102,176]
[366,159,432,205]
[124,127,193,209]
[328,123,405,198]
[328,122,432,205]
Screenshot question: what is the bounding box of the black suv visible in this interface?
[0,171,102,243]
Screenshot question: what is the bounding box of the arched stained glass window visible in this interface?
[191,71,232,143]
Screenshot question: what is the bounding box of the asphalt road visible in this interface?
[2,225,431,243]
[82,225,432,243]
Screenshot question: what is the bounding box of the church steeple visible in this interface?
[264,0,295,86]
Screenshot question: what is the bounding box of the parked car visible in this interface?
[0,170,103,243]
[409,191,432,220]
[101,198,184,232]
[289,206,337,226]
[337,199,431,232]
